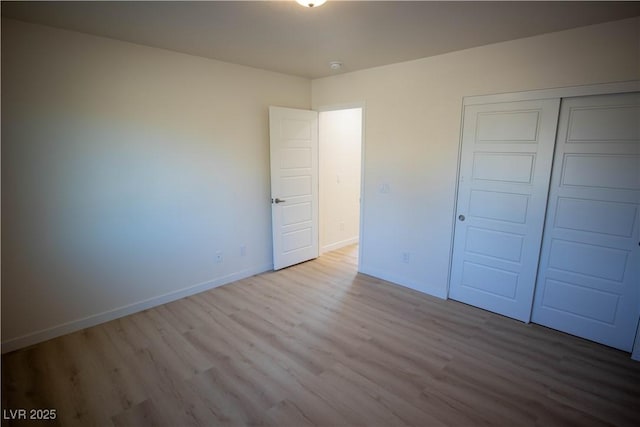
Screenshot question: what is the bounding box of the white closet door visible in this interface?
[449,99,560,322]
[532,93,640,351]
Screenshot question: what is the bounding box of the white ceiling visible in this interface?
[3,1,640,79]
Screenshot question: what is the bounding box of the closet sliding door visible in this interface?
[449,99,560,322]
[532,93,640,352]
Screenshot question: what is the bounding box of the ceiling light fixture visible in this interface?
[296,0,327,8]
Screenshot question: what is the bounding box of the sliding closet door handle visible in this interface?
[458,214,465,221]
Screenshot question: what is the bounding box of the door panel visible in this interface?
[449,99,560,322]
[532,93,640,351]
[269,107,319,270]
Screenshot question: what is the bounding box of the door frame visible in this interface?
[316,102,366,272]
[461,80,640,106]
[447,80,640,356]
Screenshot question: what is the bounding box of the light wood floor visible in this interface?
[3,245,640,426]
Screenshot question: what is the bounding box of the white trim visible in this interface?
[321,237,359,254]
[357,104,367,275]
[463,80,639,106]
[360,263,447,300]
[1,263,272,354]
[446,100,467,299]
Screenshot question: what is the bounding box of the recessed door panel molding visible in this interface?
[476,110,540,143]
[281,202,312,227]
[547,239,629,282]
[540,279,620,324]
[269,106,319,270]
[468,190,529,224]
[281,175,312,198]
[532,92,640,352]
[472,153,535,183]
[561,154,639,190]
[465,227,524,263]
[461,261,519,300]
[282,118,312,140]
[282,228,313,253]
[567,105,640,143]
[449,98,561,322]
[554,197,637,237]
[281,148,312,169]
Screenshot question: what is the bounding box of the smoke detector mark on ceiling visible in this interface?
[329,61,343,71]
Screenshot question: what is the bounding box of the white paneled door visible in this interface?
[269,106,319,270]
[532,93,640,351]
[449,99,561,321]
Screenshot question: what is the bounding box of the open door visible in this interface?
[269,106,319,270]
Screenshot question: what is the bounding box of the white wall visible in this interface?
[1,19,310,350]
[312,17,640,298]
[319,108,362,253]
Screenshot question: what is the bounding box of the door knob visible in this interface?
[273,198,286,204]
[458,214,465,221]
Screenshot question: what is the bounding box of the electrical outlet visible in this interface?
[215,251,223,263]
[340,222,345,231]
[402,252,410,263]
[240,245,246,256]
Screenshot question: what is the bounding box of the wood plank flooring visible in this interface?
[3,245,640,426]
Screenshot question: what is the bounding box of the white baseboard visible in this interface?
[1,263,272,354]
[321,237,359,254]
[359,263,447,300]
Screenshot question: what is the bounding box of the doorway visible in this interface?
[318,107,363,255]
